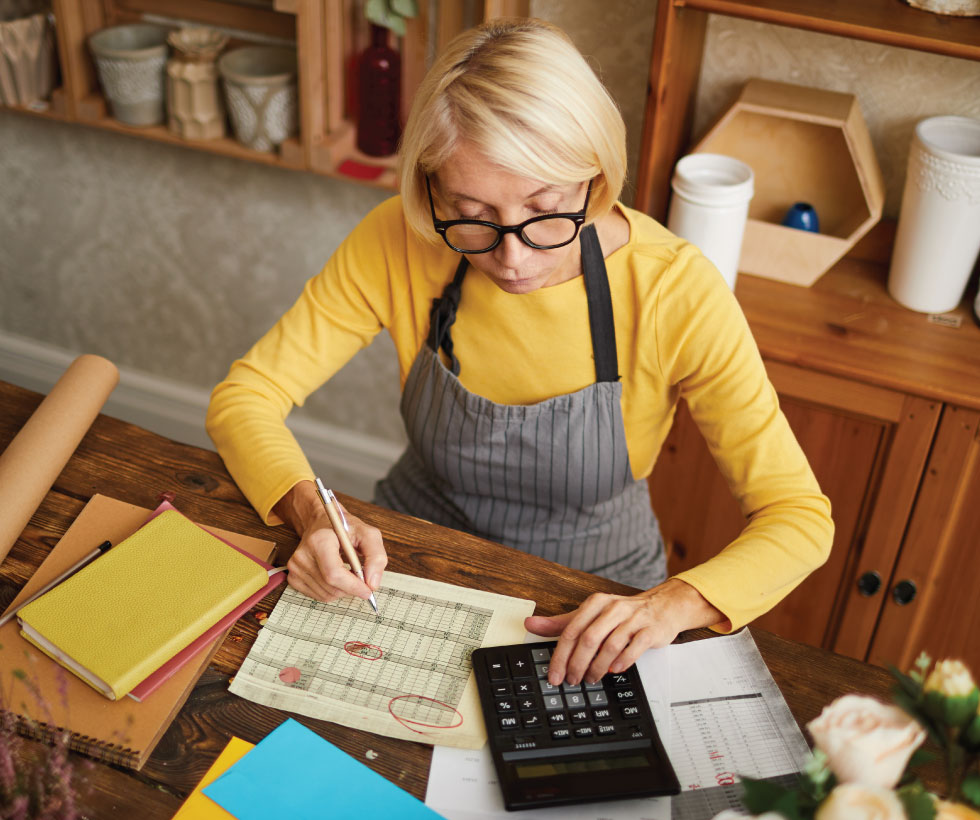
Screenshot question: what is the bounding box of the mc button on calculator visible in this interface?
[471,641,679,811]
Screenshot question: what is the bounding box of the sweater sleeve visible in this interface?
[205,200,401,524]
[656,246,834,630]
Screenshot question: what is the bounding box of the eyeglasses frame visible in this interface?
[426,175,593,254]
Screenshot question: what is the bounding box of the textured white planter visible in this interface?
[667,153,755,290]
[89,23,169,126]
[0,11,54,106]
[887,116,980,313]
[218,46,297,152]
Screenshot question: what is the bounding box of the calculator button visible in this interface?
[628,725,647,739]
[538,679,560,695]
[574,726,594,739]
[535,663,550,679]
[522,714,543,730]
[597,723,617,736]
[548,712,567,726]
[587,690,609,707]
[499,716,519,730]
[621,704,641,719]
[543,695,564,711]
[551,727,571,741]
[607,672,631,686]
[530,647,551,663]
[496,698,516,713]
[614,688,637,703]
[514,681,534,696]
[565,692,586,709]
[583,679,604,691]
[518,697,538,712]
[561,681,582,693]
[509,655,534,679]
[592,707,612,721]
[569,708,590,723]
[492,684,510,696]
[487,655,508,681]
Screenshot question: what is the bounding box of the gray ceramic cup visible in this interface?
[89,23,169,126]
[218,46,297,152]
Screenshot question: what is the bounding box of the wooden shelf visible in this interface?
[678,0,980,62]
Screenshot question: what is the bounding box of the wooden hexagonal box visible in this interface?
[693,79,885,287]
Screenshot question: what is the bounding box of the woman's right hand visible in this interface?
[273,480,387,604]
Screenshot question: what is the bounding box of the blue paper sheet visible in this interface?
[203,718,444,820]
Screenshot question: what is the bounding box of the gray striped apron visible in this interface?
[374,225,666,590]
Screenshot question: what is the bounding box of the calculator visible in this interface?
[471,641,679,811]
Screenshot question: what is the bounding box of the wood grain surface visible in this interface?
[0,379,944,817]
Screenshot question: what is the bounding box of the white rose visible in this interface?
[925,660,976,697]
[816,783,905,820]
[711,812,785,820]
[807,694,926,788]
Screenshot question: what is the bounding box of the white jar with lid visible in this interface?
[667,153,755,290]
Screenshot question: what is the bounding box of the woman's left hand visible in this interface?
[525,578,728,686]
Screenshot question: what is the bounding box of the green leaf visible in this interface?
[390,0,418,18]
[742,776,807,819]
[892,665,924,699]
[898,782,937,820]
[907,748,938,769]
[962,771,980,808]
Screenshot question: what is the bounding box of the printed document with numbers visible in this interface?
[230,572,534,749]
[425,629,811,820]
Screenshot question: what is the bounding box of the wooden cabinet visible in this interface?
[640,0,980,671]
[2,0,527,187]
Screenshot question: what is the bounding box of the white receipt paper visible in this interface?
[425,629,810,820]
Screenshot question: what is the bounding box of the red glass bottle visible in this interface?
[356,24,401,157]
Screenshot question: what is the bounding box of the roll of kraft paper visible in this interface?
[0,354,119,564]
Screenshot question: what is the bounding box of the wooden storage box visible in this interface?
[693,79,885,286]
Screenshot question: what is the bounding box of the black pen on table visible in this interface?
[0,539,112,628]
[314,478,380,615]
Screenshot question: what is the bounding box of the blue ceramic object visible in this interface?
[782,202,820,232]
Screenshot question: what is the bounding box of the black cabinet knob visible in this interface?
[893,579,917,606]
[857,571,882,597]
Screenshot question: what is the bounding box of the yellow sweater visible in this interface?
[207,196,833,629]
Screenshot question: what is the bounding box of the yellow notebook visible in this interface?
[17,508,269,700]
[172,737,255,819]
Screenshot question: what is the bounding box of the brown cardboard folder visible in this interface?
[0,494,276,769]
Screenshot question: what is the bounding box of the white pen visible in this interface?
[314,478,380,614]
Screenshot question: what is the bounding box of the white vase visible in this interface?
[667,153,755,290]
[89,23,170,126]
[887,116,980,314]
[218,46,297,152]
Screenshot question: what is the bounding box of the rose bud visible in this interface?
[815,783,906,820]
[807,694,926,789]
[923,660,980,728]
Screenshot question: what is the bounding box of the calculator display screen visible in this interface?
[515,754,649,779]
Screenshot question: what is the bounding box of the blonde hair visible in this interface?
[398,18,627,241]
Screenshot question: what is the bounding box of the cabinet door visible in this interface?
[648,360,940,654]
[867,406,980,672]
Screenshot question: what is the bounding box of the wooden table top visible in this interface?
[0,379,942,817]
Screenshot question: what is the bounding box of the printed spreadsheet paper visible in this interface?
[425,629,811,820]
[229,571,534,749]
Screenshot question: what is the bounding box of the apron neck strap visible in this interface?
[580,223,620,384]
[427,223,619,383]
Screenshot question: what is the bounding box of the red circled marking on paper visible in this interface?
[387,695,464,733]
[279,666,302,684]
[344,641,384,661]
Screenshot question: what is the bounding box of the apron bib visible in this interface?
[375,225,665,590]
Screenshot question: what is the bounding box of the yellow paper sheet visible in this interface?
[171,736,255,819]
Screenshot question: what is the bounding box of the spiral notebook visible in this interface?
[0,494,277,769]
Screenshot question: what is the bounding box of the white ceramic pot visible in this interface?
[89,23,170,126]
[218,45,297,152]
[667,153,755,290]
[888,116,980,313]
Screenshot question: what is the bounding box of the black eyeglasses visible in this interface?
[426,176,593,254]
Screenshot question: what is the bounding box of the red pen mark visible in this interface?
[279,666,302,684]
[344,641,384,661]
[708,749,724,760]
[715,772,737,786]
[387,695,463,733]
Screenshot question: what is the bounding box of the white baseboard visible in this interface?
[0,331,403,501]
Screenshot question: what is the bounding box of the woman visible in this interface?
[206,19,833,688]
